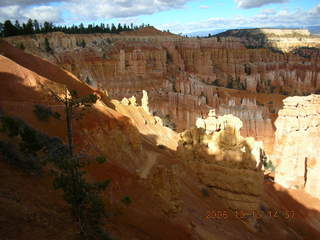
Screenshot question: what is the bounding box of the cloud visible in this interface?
[235,0,288,9]
[0,5,62,22]
[116,16,140,25]
[199,5,209,9]
[24,6,62,22]
[261,8,276,14]
[64,0,193,20]
[0,0,64,7]
[160,4,320,33]
[0,0,194,23]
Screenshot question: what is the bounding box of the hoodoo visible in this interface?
[274,95,320,198]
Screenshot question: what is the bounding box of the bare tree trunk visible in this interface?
[64,90,86,238]
[65,91,73,157]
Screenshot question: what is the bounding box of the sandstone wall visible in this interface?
[4,31,320,153]
[274,94,320,198]
[178,112,264,211]
[217,28,320,52]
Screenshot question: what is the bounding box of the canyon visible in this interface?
[1,27,320,239]
[4,27,320,156]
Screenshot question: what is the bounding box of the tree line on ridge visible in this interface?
[0,19,152,37]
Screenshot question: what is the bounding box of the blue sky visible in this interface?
[0,0,319,33]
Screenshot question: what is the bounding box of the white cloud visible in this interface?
[0,0,65,7]
[116,16,140,25]
[160,4,320,33]
[65,0,192,20]
[0,0,194,23]
[261,8,276,14]
[0,5,62,22]
[0,5,20,20]
[199,5,209,9]
[24,6,62,22]
[235,0,288,9]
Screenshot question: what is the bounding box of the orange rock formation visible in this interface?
[178,112,265,211]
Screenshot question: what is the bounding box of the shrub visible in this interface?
[96,156,107,164]
[85,76,92,85]
[201,188,210,197]
[33,104,52,121]
[211,79,221,86]
[269,108,276,114]
[44,38,52,53]
[240,82,246,90]
[263,160,275,172]
[121,196,132,206]
[166,51,173,64]
[0,109,111,239]
[0,141,42,174]
[269,85,276,93]
[279,88,289,96]
[226,78,233,88]
[172,80,178,92]
[19,43,25,50]
[257,101,264,106]
[0,114,50,174]
[80,39,86,48]
[244,64,251,75]
[157,144,166,149]
[163,114,176,131]
[33,104,60,121]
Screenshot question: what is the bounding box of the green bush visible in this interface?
[80,39,86,48]
[33,104,60,121]
[226,78,233,88]
[96,156,108,164]
[257,101,264,106]
[201,188,210,197]
[44,38,52,53]
[279,88,289,96]
[0,112,111,239]
[263,160,276,172]
[244,64,251,75]
[0,141,42,174]
[19,43,25,50]
[121,196,132,206]
[157,144,166,149]
[211,79,222,87]
[166,51,173,64]
[163,114,176,131]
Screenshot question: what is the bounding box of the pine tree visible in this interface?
[79,23,85,33]
[117,23,123,33]
[106,24,110,33]
[25,18,34,34]
[111,24,116,33]
[44,38,52,53]
[51,89,111,240]
[33,19,40,33]
[3,20,18,36]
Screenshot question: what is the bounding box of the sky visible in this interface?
[0,0,319,33]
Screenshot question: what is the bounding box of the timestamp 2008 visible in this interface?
[205,209,295,220]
